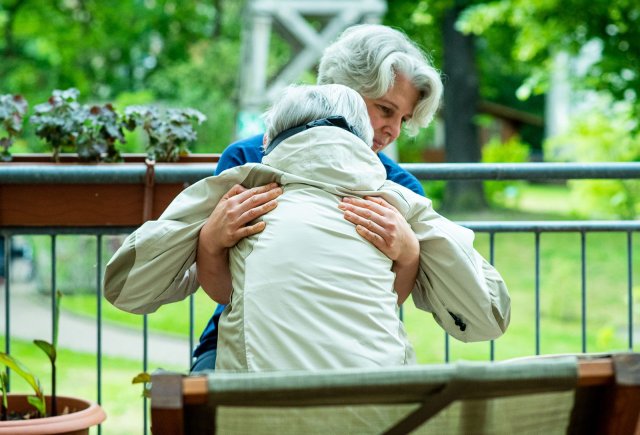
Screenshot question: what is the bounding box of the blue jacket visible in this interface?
[193,134,425,358]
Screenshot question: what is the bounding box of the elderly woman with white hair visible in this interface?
[104,83,510,371]
[218,83,417,370]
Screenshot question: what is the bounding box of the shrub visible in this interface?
[545,98,640,219]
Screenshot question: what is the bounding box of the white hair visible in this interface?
[263,84,374,147]
[318,24,443,136]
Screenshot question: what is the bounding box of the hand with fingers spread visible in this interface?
[197,182,283,304]
[338,195,419,304]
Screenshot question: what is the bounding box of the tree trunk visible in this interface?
[441,6,486,211]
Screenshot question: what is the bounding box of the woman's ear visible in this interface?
[262,134,268,147]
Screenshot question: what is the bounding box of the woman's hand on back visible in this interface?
[197,182,283,303]
[338,196,419,304]
[201,182,283,252]
[338,196,418,263]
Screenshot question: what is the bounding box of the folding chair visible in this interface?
[150,353,640,434]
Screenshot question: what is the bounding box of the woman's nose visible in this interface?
[385,119,402,142]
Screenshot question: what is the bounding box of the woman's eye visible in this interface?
[378,105,392,115]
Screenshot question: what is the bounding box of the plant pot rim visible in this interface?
[0,394,106,434]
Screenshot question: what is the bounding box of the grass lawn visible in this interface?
[62,289,216,343]
[511,182,580,217]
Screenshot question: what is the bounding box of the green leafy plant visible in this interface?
[21,88,207,162]
[0,94,28,161]
[76,104,125,162]
[0,354,46,419]
[545,98,640,219]
[124,105,206,162]
[30,89,125,162]
[0,371,8,420]
[0,291,62,420]
[30,89,84,162]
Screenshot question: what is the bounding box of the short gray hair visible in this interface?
[318,24,443,136]
[263,84,374,147]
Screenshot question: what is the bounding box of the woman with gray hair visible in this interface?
[318,24,442,143]
[104,83,509,371]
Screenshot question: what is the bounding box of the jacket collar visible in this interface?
[264,116,357,156]
[262,126,386,191]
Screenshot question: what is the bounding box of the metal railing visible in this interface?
[1,161,639,434]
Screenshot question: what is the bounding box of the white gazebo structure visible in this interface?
[235,0,387,139]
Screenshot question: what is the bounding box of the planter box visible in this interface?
[0,154,220,227]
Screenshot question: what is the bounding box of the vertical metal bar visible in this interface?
[3,234,11,390]
[535,232,540,355]
[51,235,57,343]
[628,232,633,351]
[143,314,149,435]
[96,235,103,435]
[489,232,495,361]
[581,232,587,353]
[189,294,195,368]
[444,333,449,363]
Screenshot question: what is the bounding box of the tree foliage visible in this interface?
[0,0,241,152]
[457,0,640,113]
[3,0,636,159]
[2,0,218,97]
[385,2,543,137]
[545,97,640,219]
[453,0,639,217]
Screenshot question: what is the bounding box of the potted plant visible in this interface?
[29,88,126,163]
[0,89,217,227]
[0,292,105,434]
[0,94,28,162]
[123,105,206,162]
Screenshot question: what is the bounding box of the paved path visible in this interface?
[2,284,193,370]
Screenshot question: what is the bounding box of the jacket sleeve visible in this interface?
[103,164,264,314]
[408,197,511,342]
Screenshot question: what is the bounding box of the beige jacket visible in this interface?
[104,127,510,371]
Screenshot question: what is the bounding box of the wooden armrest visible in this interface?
[578,359,614,386]
[184,376,208,405]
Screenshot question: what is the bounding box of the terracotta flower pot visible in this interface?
[0,394,106,435]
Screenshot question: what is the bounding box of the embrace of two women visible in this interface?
[104,24,511,373]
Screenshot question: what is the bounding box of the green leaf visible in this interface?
[132,372,152,399]
[0,371,8,410]
[131,372,151,384]
[27,395,46,417]
[33,340,57,364]
[0,353,42,397]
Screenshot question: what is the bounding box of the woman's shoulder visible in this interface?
[216,134,265,174]
[376,152,424,196]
